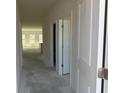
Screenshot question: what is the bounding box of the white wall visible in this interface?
[42,0,77,66]
[17,6,30,93]
[70,4,79,91]
[42,0,78,91]
[16,5,23,93]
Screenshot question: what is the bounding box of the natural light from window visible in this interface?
[22,28,43,49]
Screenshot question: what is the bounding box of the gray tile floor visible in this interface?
[21,51,75,93]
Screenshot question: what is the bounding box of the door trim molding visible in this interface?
[96,0,106,93]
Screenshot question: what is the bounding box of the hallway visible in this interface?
[22,51,74,93]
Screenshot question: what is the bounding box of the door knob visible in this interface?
[97,68,108,80]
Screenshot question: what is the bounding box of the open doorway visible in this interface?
[62,18,71,75]
[21,28,43,53]
[53,23,57,68]
[55,16,72,83]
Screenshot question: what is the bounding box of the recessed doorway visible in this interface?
[53,23,57,68]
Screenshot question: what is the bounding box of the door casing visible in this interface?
[56,16,72,76]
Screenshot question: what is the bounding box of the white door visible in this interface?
[62,19,70,74]
[57,19,71,75]
[74,0,106,93]
[58,19,63,75]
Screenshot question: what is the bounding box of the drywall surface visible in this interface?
[42,0,78,91]
[16,6,23,93]
[42,0,76,67]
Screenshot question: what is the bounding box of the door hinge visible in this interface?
[62,25,64,28]
[97,68,108,80]
[61,64,64,67]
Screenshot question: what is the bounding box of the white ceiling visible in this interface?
[19,0,58,28]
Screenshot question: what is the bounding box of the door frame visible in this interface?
[96,0,108,93]
[62,17,71,75]
[57,15,72,76]
[102,0,108,92]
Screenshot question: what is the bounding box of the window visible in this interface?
[22,34,25,40]
[29,34,35,44]
[39,34,43,43]
[22,34,25,44]
[30,34,35,40]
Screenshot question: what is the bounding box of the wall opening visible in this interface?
[53,23,56,68]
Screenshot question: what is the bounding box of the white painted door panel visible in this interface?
[77,1,93,92]
[63,20,70,74]
[58,19,71,75]
[75,0,106,93]
[58,19,63,75]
